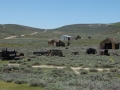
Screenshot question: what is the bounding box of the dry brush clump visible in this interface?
[80,69,88,74]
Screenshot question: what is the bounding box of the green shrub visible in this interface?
[14,79,26,84]
[28,79,47,87]
[3,78,13,83]
[110,68,118,72]
[80,69,88,74]
[102,64,113,68]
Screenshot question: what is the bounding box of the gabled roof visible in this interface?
[101,38,119,44]
[61,35,73,38]
[108,38,119,44]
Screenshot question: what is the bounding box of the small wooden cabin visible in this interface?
[60,35,74,41]
[100,38,119,49]
[48,39,65,47]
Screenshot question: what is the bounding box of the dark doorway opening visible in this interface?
[105,43,112,49]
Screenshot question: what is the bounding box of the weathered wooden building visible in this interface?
[60,35,74,41]
[100,38,119,49]
[48,39,65,47]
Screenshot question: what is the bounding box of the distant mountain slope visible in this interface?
[0,24,43,34]
[51,23,120,34]
[1,23,120,38]
[109,22,120,28]
[0,24,44,38]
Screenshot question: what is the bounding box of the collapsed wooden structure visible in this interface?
[33,49,63,57]
[0,48,23,60]
[33,51,48,56]
[0,48,17,60]
[47,49,63,56]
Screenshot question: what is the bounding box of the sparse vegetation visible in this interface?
[0,23,120,90]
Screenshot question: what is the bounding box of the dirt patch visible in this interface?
[4,32,38,39]
[8,64,113,74]
[21,35,25,36]
[29,32,38,35]
[32,65,65,69]
[4,36,16,39]
[44,29,47,33]
[8,64,20,67]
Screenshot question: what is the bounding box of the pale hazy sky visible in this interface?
[0,0,120,29]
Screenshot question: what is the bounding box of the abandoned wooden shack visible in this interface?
[60,35,74,41]
[48,39,65,47]
[1,48,17,60]
[100,38,120,49]
[60,35,81,41]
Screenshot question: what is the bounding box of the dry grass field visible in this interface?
[0,23,120,90]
